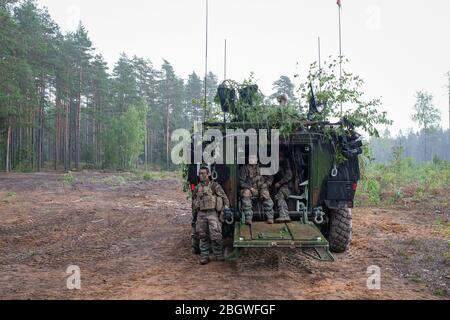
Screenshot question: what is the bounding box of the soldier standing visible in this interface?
[193,165,231,265]
[239,155,275,225]
[273,151,294,223]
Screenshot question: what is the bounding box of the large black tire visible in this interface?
[327,208,352,253]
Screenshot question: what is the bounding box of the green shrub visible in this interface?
[103,102,147,170]
[141,171,172,181]
[356,147,449,206]
[58,172,76,185]
[143,172,155,181]
[103,175,127,186]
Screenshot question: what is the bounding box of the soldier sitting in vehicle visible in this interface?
[273,150,294,223]
[192,165,231,265]
[239,154,275,225]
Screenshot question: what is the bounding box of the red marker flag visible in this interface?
[337,0,342,8]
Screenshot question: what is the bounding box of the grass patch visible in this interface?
[433,288,446,296]
[139,171,173,181]
[103,175,127,186]
[143,172,155,181]
[356,155,449,207]
[57,172,77,185]
[142,171,174,181]
[1,192,17,203]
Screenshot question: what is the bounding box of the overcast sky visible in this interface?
[37,0,450,135]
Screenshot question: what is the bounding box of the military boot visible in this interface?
[241,198,253,226]
[275,211,291,223]
[275,216,291,223]
[263,198,275,225]
[275,199,291,223]
[200,256,209,265]
[211,241,225,262]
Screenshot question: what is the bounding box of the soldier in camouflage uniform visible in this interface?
[193,165,231,265]
[273,151,294,223]
[239,155,274,225]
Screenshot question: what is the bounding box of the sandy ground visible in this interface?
[0,172,448,300]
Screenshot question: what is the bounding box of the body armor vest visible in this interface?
[195,182,217,211]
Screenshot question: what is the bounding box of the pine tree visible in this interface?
[85,54,109,167]
[270,75,296,103]
[158,60,184,169]
[12,0,59,171]
[0,7,27,171]
[68,23,93,170]
[111,53,139,115]
[411,91,441,161]
[132,56,156,169]
[185,72,203,124]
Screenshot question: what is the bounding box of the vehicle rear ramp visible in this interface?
[228,221,335,262]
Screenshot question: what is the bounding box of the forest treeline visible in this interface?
[0,1,301,172]
[370,128,450,164]
[0,0,245,172]
[1,1,448,173]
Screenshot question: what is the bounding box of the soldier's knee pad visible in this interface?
[209,231,222,242]
[198,231,208,239]
[209,222,223,241]
[241,189,252,198]
[260,189,271,199]
[191,233,199,241]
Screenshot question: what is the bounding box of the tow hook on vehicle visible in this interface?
[313,207,325,225]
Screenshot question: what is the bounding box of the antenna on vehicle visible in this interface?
[223,39,227,124]
[224,39,227,81]
[318,36,322,90]
[203,0,209,122]
[318,36,322,71]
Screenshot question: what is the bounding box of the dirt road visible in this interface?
[0,172,448,300]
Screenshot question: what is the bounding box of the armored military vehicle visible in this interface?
[186,82,362,261]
